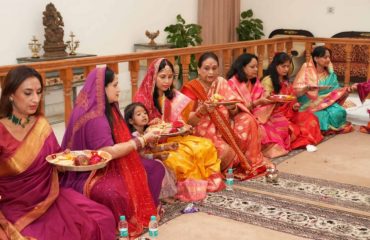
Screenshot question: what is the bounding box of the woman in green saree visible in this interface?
[293,46,352,134]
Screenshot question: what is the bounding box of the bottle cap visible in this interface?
[120,215,126,221]
[150,215,156,221]
[227,168,233,173]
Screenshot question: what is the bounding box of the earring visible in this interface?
[9,97,13,102]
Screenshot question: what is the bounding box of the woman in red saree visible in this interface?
[0,66,115,240]
[227,53,290,158]
[61,67,163,237]
[182,52,269,180]
[351,80,370,133]
[261,52,323,149]
[134,58,224,202]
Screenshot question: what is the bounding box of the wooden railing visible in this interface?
[1,36,369,124]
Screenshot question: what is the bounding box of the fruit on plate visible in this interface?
[74,154,89,166]
[172,120,184,128]
[210,93,224,102]
[89,154,103,165]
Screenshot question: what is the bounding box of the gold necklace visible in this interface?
[8,114,30,128]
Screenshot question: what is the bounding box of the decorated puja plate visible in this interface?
[207,100,241,106]
[268,94,296,103]
[46,150,112,171]
[205,93,241,106]
[147,121,189,137]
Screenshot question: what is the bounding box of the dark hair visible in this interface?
[264,52,292,93]
[197,52,219,68]
[153,59,175,114]
[311,46,331,70]
[124,102,148,133]
[104,67,115,130]
[226,53,258,84]
[0,65,43,118]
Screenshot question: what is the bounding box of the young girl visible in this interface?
[124,102,178,200]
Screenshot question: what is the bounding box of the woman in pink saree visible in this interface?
[261,52,323,149]
[182,52,269,180]
[227,53,291,158]
[0,66,115,240]
[134,58,224,202]
[61,67,163,237]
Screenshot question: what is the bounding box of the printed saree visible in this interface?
[61,68,160,237]
[293,60,351,132]
[134,58,224,202]
[228,76,290,158]
[182,77,267,180]
[261,76,323,149]
[0,117,115,240]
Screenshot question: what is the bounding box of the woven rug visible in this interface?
[159,135,370,240]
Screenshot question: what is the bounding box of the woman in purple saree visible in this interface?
[0,66,115,240]
[61,67,164,237]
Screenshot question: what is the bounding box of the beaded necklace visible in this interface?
[8,114,30,128]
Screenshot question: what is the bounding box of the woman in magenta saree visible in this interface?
[134,58,224,202]
[261,52,323,149]
[0,66,115,240]
[182,52,268,180]
[227,53,291,158]
[61,67,163,237]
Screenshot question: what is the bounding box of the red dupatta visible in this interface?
[183,79,252,171]
[90,106,157,236]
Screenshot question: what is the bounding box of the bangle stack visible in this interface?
[132,137,144,151]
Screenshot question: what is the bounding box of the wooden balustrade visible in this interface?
[1,37,369,124]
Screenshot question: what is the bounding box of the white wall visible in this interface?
[0,0,198,65]
[241,0,370,38]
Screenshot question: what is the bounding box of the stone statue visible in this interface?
[43,3,67,57]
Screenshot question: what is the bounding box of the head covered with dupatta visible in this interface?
[134,58,176,120]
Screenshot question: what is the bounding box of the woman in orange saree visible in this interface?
[261,52,323,149]
[0,66,115,240]
[293,46,352,134]
[134,58,224,202]
[227,53,290,158]
[182,52,268,180]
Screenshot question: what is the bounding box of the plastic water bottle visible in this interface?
[226,168,234,191]
[148,215,158,239]
[118,215,128,240]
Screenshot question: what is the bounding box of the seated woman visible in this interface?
[182,52,269,180]
[134,58,224,202]
[351,80,370,133]
[61,67,164,237]
[227,53,290,158]
[261,52,323,149]
[293,46,352,134]
[0,66,115,240]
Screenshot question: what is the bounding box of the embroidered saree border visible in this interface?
[0,117,51,177]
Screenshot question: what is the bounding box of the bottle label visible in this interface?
[149,228,158,237]
[119,228,128,237]
[226,178,234,185]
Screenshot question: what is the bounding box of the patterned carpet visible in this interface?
[160,134,370,240]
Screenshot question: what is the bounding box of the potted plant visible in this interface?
[164,14,202,85]
[237,9,264,41]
